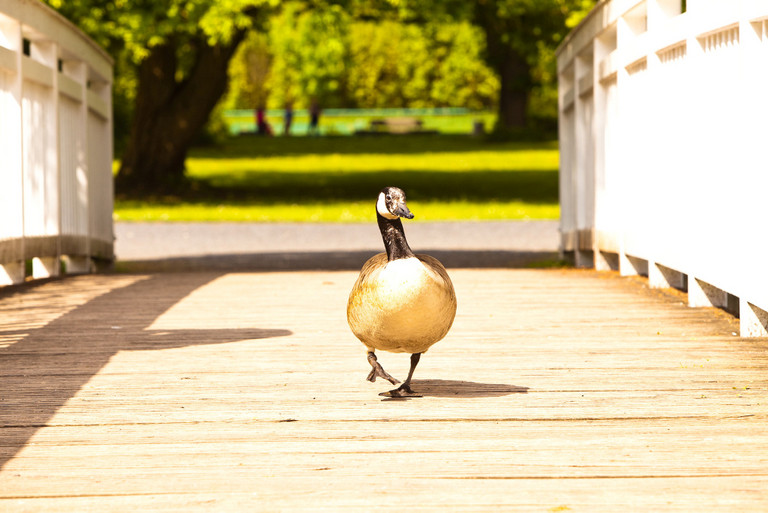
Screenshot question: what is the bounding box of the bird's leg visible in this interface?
[366,352,400,385]
[380,353,423,398]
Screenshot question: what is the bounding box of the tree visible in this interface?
[345,20,498,109]
[44,0,277,194]
[428,21,499,110]
[226,31,272,111]
[267,2,350,109]
[394,0,595,132]
[48,0,595,193]
[473,0,594,131]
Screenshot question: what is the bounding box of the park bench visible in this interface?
[369,117,424,134]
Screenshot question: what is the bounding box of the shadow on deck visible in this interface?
[0,274,291,470]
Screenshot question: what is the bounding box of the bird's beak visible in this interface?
[394,203,414,219]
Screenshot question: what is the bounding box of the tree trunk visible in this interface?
[474,0,532,131]
[495,48,530,129]
[116,34,245,195]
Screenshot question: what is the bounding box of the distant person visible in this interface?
[308,100,321,136]
[256,106,272,136]
[283,104,294,136]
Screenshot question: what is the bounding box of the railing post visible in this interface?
[23,35,61,279]
[60,56,91,274]
[0,13,24,285]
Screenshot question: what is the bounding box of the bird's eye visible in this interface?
[386,195,391,201]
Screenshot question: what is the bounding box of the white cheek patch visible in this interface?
[377,192,398,219]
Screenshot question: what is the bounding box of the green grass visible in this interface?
[114,134,560,223]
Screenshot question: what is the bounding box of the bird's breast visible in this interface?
[347,256,457,353]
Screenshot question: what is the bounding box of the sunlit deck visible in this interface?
[1,268,766,511]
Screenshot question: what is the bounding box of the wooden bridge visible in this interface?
[2,267,767,511]
[2,1,768,509]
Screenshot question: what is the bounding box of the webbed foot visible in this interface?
[379,384,423,398]
[367,352,400,385]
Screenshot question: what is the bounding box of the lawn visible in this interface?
[114,134,560,223]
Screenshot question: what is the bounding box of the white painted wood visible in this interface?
[740,300,768,337]
[0,0,113,287]
[59,59,88,260]
[595,249,619,272]
[620,253,647,277]
[648,262,685,290]
[31,255,58,279]
[688,277,726,309]
[557,0,768,336]
[0,261,24,285]
[0,44,15,71]
[0,14,23,284]
[61,255,90,274]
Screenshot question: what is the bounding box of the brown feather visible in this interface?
[347,254,457,354]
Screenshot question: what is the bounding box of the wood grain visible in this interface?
[1,269,766,511]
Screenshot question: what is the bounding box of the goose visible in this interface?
[347,187,457,397]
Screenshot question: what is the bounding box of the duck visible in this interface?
[347,186,457,397]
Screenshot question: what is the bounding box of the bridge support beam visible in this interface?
[594,250,618,272]
[62,255,91,274]
[648,262,685,290]
[741,301,768,338]
[31,257,60,280]
[0,262,25,286]
[619,254,647,277]
[688,277,726,309]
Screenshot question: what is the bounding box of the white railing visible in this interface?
[557,0,768,336]
[0,0,113,286]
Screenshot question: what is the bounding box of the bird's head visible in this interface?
[377,186,414,220]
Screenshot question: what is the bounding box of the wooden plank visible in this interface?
[3,477,768,513]
[1,269,767,511]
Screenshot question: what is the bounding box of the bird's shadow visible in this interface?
[381,379,529,401]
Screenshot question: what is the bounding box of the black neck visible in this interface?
[377,214,415,261]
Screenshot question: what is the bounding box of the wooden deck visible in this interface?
[1,268,767,511]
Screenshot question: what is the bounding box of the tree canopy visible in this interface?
[43,0,596,193]
[225,6,499,112]
[44,0,280,192]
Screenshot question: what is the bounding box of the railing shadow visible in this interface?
[0,273,291,470]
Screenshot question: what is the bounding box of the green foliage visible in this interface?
[44,0,276,62]
[266,2,350,108]
[44,0,280,152]
[388,0,596,129]
[429,22,499,110]
[48,0,597,151]
[528,39,560,122]
[346,21,500,109]
[564,0,596,28]
[225,31,272,109]
[225,12,499,111]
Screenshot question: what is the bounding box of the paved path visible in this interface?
[115,221,560,271]
[1,268,767,511]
